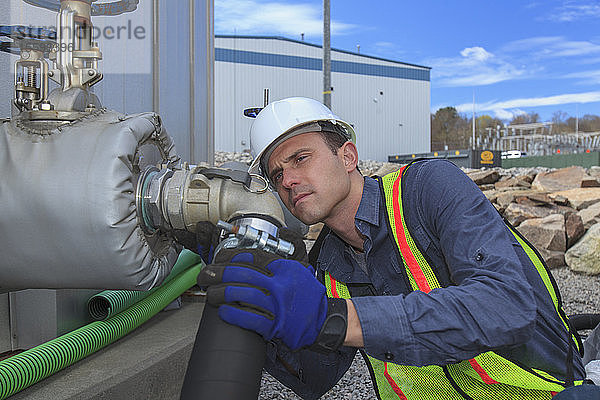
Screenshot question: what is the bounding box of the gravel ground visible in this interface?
[212,152,600,399]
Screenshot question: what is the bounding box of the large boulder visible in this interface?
[496,189,540,208]
[515,192,554,207]
[495,176,532,190]
[517,214,566,252]
[565,223,600,275]
[467,170,500,185]
[549,188,600,210]
[504,203,555,226]
[566,213,585,248]
[531,166,587,191]
[537,248,566,269]
[578,202,600,230]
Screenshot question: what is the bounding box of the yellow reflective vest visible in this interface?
[321,166,582,399]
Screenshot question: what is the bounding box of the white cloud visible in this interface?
[565,69,600,84]
[501,36,600,59]
[426,46,526,87]
[460,47,492,62]
[493,108,522,120]
[215,0,356,38]
[545,2,600,22]
[455,90,600,120]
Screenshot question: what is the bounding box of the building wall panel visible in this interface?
[215,36,430,161]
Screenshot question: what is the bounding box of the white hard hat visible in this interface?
[248,97,356,176]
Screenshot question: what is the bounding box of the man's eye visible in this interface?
[296,155,307,163]
[272,172,283,183]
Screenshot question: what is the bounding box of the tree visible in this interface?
[509,112,540,125]
[431,107,469,151]
[551,111,569,133]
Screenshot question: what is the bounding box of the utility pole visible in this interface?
[323,0,331,109]
[472,91,476,150]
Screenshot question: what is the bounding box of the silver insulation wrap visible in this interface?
[0,110,180,290]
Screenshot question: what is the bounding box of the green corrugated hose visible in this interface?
[0,252,203,400]
[88,250,203,320]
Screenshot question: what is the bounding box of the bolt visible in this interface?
[88,70,95,76]
[48,71,54,77]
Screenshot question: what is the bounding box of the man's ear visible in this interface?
[339,141,359,172]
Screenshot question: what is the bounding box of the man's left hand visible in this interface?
[197,248,328,350]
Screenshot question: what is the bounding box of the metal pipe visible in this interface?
[152,0,160,113]
[205,0,215,165]
[323,0,331,109]
[189,0,196,163]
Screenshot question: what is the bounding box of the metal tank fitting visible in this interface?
[136,164,286,235]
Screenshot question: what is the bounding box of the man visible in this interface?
[197,97,591,399]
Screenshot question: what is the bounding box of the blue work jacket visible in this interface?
[264,159,584,399]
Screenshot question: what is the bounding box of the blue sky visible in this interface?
[215,0,600,123]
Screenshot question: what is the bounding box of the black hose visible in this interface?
[569,314,600,332]
[180,303,266,400]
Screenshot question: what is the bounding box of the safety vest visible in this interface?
[322,165,582,400]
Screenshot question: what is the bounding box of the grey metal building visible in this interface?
[215,35,431,161]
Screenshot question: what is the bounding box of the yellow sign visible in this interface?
[480,150,494,164]
[455,150,460,155]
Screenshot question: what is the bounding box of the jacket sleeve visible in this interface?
[351,160,537,366]
[263,339,357,399]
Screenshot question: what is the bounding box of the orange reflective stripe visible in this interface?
[391,167,431,293]
[469,358,499,384]
[330,274,340,299]
[384,362,408,399]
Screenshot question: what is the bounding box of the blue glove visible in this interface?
[197,248,328,350]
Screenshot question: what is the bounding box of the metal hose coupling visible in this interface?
[136,164,286,236]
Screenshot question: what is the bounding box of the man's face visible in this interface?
[266,132,351,225]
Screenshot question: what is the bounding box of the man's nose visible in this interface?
[281,169,300,189]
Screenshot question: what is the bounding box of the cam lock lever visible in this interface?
[198,168,253,189]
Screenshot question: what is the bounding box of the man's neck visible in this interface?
[323,173,365,250]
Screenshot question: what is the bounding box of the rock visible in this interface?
[517,214,566,252]
[538,248,566,269]
[589,166,600,179]
[552,195,570,206]
[582,176,600,188]
[565,223,600,275]
[578,202,600,230]
[504,203,555,227]
[370,163,402,177]
[482,189,498,203]
[515,193,554,207]
[517,174,534,184]
[478,184,495,191]
[549,188,600,210]
[531,166,587,192]
[493,203,504,213]
[467,170,500,185]
[566,213,585,248]
[496,189,539,208]
[494,176,531,189]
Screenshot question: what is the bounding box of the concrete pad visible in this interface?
[11,301,205,400]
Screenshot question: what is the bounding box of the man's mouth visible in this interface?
[292,192,310,207]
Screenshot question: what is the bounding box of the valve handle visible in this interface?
[21,0,139,16]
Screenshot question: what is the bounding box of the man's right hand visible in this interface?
[172,221,220,264]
